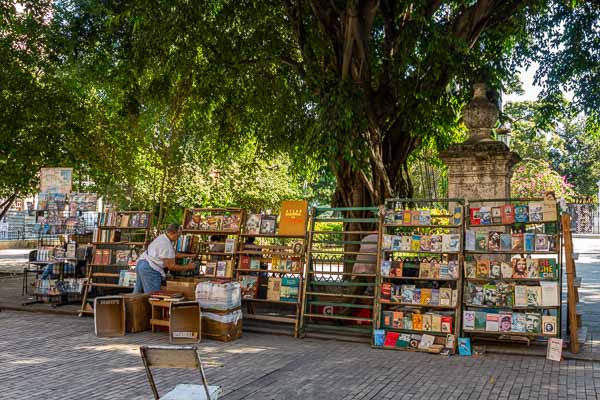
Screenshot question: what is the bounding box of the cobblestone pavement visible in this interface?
[2,310,600,400]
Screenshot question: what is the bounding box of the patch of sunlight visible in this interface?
[110,366,144,373]
[223,346,268,354]
[10,357,50,365]
[75,344,139,356]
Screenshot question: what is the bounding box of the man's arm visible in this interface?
[163,258,195,272]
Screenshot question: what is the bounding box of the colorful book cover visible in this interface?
[465,260,476,279]
[440,288,452,306]
[390,235,401,251]
[512,313,527,332]
[441,316,453,333]
[486,313,499,332]
[412,313,423,330]
[391,284,402,302]
[501,204,515,224]
[400,235,412,251]
[511,233,524,251]
[419,262,431,278]
[543,192,557,222]
[421,288,432,305]
[419,235,431,251]
[526,286,541,306]
[475,231,488,251]
[476,260,490,278]
[419,210,431,226]
[488,231,501,251]
[526,313,541,333]
[422,314,433,331]
[500,234,512,251]
[458,337,472,355]
[412,288,421,304]
[430,261,440,279]
[411,210,421,226]
[448,260,459,279]
[432,314,442,332]
[491,207,502,224]
[401,285,415,303]
[528,201,544,222]
[380,260,391,277]
[499,313,512,332]
[430,235,443,252]
[403,210,412,225]
[496,282,514,307]
[542,315,557,336]
[222,213,240,231]
[383,332,400,348]
[380,283,392,301]
[259,214,277,235]
[383,209,396,225]
[538,259,557,279]
[514,205,529,223]
[410,235,421,252]
[453,206,463,225]
[278,200,308,236]
[397,334,411,348]
[524,233,535,252]
[463,311,475,330]
[374,329,385,346]
[465,230,476,251]
[489,261,502,279]
[526,259,539,278]
[474,312,487,330]
[483,284,498,306]
[469,208,481,225]
[535,234,550,252]
[512,258,528,278]
[479,207,492,225]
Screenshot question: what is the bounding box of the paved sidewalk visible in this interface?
[1,310,600,400]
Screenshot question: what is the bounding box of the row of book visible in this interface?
[382,234,461,253]
[465,281,560,307]
[118,270,136,287]
[466,231,557,252]
[465,258,558,280]
[383,207,462,226]
[239,275,300,302]
[35,247,55,261]
[239,254,302,273]
[381,284,458,307]
[469,199,557,226]
[381,259,459,280]
[463,310,557,336]
[244,214,278,235]
[92,249,138,265]
[34,278,86,295]
[200,260,234,278]
[93,228,121,243]
[185,212,241,232]
[99,211,149,228]
[382,310,454,333]
[374,330,456,354]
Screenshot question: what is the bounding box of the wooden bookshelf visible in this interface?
[373,198,464,354]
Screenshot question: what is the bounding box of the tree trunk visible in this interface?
[0,193,17,222]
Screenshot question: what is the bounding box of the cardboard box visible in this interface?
[202,309,242,342]
[167,279,200,300]
[94,296,125,337]
[123,293,151,333]
[169,301,201,344]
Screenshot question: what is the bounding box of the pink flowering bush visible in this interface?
[511,159,575,201]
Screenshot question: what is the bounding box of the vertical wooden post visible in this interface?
[561,214,580,353]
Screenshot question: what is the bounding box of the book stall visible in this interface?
[373,199,463,355]
[462,196,561,346]
[236,200,308,337]
[299,206,382,341]
[26,168,96,306]
[79,210,152,315]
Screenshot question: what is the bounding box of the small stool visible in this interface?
[149,299,171,333]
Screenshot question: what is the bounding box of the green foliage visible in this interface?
[511,159,575,201]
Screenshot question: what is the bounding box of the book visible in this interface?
[542,315,557,336]
[419,262,431,278]
[413,288,421,304]
[463,311,475,330]
[382,234,392,250]
[280,277,300,301]
[420,235,431,251]
[511,233,524,251]
[458,337,471,356]
[403,316,412,330]
[479,207,492,225]
[205,261,217,276]
[538,259,557,279]
[512,258,528,278]
[483,284,497,306]
[267,277,282,301]
[514,205,529,223]
[465,230,476,251]
[259,215,277,235]
[391,284,402,302]
[543,192,557,222]
[380,283,392,301]
[422,314,432,331]
[468,283,484,305]
[540,281,559,306]
[222,213,240,231]
[465,260,476,279]
[390,235,401,251]
[397,334,411,348]
[216,261,228,277]
[410,235,421,251]
[440,288,452,306]
[512,313,527,332]
[448,260,459,279]
[374,329,385,347]
[430,261,440,279]
[524,233,535,252]
[447,234,460,252]
[546,338,563,361]
[469,208,481,225]
[535,234,550,252]
[240,255,250,270]
[408,334,421,350]
[421,288,432,305]
[403,210,412,225]
[401,285,415,303]
[488,231,501,251]
[419,210,431,225]
[224,238,236,254]
[245,214,262,235]
[115,250,129,266]
[501,204,515,224]
[118,270,136,287]
[271,255,281,270]
[249,257,261,270]
[486,313,499,332]
[489,261,502,279]
[432,314,442,332]
[412,313,423,331]
[528,201,544,222]
[419,334,435,349]
[207,216,223,231]
[527,286,541,306]
[453,206,462,225]
[240,275,258,299]
[514,285,528,306]
[491,207,502,224]
[430,235,442,252]
[278,200,308,236]
[390,260,403,277]
[500,234,512,251]
[499,313,512,332]
[500,261,513,279]
[380,260,391,277]
[475,232,488,251]
[474,311,486,330]
[392,311,403,328]
[441,316,453,333]
[452,289,458,307]
[400,235,412,251]
[496,282,514,307]
[476,260,490,278]
[526,259,539,278]
[526,313,541,333]
[383,332,400,348]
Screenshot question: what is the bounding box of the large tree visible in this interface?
[43,1,600,209]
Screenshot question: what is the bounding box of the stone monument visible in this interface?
[440,83,521,201]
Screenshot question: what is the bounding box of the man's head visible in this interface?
[165,223,180,241]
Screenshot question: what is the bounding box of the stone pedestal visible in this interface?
[440,141,520,201]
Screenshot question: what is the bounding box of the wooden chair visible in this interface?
[139,345,221,400]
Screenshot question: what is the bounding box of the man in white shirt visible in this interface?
[134,223,195,293]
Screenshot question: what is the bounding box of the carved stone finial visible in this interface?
[463,83,499,143]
